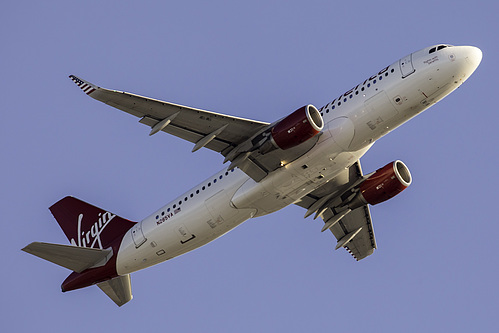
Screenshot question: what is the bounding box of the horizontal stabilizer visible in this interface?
[97,274,133,307]
[22,242,112,273]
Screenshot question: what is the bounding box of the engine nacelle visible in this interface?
[321,161,412,233]
[270,104,324,150]
[351,160,412,208]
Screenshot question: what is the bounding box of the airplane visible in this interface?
[23,44,482,306]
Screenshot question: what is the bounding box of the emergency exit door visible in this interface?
[399,53,415,78]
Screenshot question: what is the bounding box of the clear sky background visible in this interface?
[2,1,498,332]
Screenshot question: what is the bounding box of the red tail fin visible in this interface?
[50,196,136,249]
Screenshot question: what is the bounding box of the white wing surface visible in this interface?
[70,75,321,181]
[69,75,269,154]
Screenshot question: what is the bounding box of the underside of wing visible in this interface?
[325,205,376,260]
[69,75,322,182]
[69,75,269,154]
[295,161,377,261]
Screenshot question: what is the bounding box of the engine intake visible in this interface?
[270,104,323,150]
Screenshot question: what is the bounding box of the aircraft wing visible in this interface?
[69,75,269,153]
[295,161,377,261]
[70,75,321,182]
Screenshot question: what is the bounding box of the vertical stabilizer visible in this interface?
[50,196,136,249]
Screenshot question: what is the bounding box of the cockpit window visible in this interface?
[430,45,451,54]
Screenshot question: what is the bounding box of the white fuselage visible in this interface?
[116,45,482,275]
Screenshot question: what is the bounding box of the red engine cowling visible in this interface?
[357,160,412,206]
[270,104,324,150]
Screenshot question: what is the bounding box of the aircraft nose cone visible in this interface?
[465,46,483,70]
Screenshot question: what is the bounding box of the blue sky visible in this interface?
[2,1,498,332]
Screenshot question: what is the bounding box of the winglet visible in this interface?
[69,75,98,95]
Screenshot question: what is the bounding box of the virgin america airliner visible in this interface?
[23,44,482,306]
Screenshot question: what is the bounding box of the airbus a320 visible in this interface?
[23,44,482,306]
